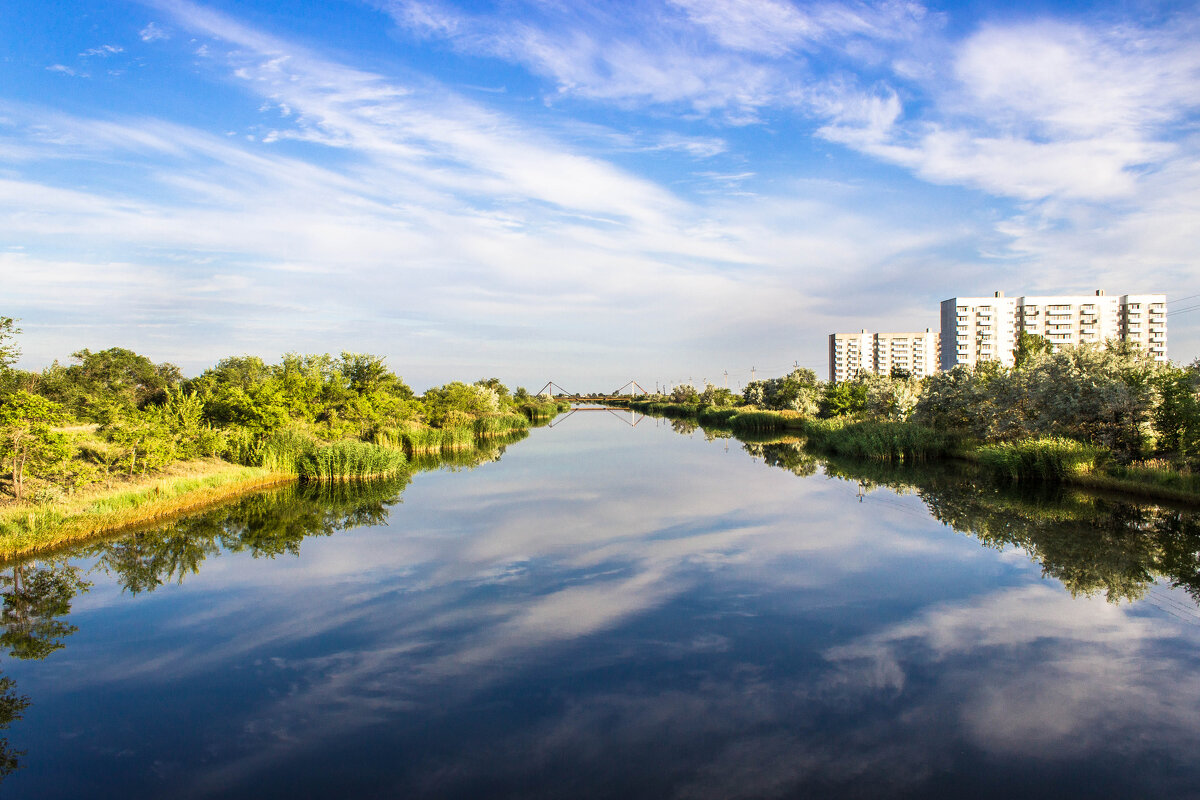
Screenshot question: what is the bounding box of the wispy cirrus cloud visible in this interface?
[384,0,929,122]
[2,0,960,382]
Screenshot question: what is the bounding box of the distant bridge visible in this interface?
[534,379,650,402]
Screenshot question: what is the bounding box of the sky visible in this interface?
[1,0,1198,391]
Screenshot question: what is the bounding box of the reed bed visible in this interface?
[296,441,407,481]
[519,400,569,421]
[439,425,477,451]
[976,437,1105,483]
[697,407,739,427]
[474,413,529,439]
[800,419,951,462]
[728,410,786,433]
[259,429,319,473]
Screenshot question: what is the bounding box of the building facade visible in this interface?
[940,290,1167,370]
[829,328,940,383]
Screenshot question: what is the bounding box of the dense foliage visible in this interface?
[0,321,562,500]
[644,337,1200,480]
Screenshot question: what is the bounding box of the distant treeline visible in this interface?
[626,334,1200,493]
[0,316,565,500]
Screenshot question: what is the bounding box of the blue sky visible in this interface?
[2,0,1198,390]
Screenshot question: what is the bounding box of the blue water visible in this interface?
[3,411,1200,798]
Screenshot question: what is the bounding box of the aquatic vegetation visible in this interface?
[728,410,786,433]
[800,418,952,462]
[295,441,407,481]
[473,413,529,439]
[258,429,319,473]
[976,437,1106,482]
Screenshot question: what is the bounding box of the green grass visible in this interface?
[259,429,319,473]
[295,441,407,481]
[976,437,1106,483]
[1100,463,1200,496]
[474,413,529,439]
[799,418,952,462]
[0,462,290,560]
[728,410,786,433]
[697,407,739,427]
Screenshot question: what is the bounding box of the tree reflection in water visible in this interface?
[760,439,1200,605]
[0,432,533,782]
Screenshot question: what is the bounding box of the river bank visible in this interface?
[618,399,1200,505]
[0,393,567,560]
[0,459,294,560]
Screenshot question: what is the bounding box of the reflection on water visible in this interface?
[813,449,1200,604]
[2,415,1200,797]
[87,476,412,596]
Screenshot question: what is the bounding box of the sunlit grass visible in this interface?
[977,437,1106,482]
[295,441,407,481]
[0,460,290,560]
[800,419,952,462]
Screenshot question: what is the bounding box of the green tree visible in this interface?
[0,318,19,373]
[819,381,869,418]
[742,368,819,414]
[102,410,178,476]
[422,382,501,426]
[0,562,90,660]
[0,318,20,399]
[1014,332,1053,368]
[1153,363,1200,462]
[42,347,180,420]
[0,391,70,500]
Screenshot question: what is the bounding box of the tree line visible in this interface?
[658,333,1200,469]
[0,317,561,503]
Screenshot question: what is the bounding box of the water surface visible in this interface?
[3,410,1200,798]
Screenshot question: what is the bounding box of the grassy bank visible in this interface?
[0,459,293,560]
[0,402,565,560]
[632,399,1200,503]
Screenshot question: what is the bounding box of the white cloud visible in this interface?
[140,21,170,42]
[80,44,124,57]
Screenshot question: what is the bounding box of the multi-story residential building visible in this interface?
[1018,292,1122,349]
[939,292,1019,369]
[1121,294,1168,361]
[828,329,872,384]
[829,329,940,383]
[940,290,1167,370]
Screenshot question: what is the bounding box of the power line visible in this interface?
[1168,304,1200,317]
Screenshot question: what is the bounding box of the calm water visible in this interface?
[3,410,1200,799]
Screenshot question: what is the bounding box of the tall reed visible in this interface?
[729,410,786,433]
[976,438,1105,483]
[474,413,529,439]
[800,419,951,462]
[259,429,318,473]
[295,441,407,481]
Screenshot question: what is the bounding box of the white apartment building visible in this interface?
[940,290,1167,370]
[940,293,1018,369]
[1122,295,1169,361]
[829,329,940,383]
[829,329,872,383]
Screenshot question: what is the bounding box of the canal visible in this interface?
[2,409,1200,798]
